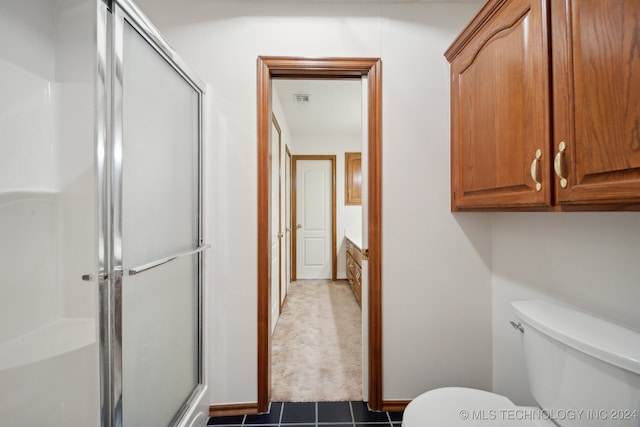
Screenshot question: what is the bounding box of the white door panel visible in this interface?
[303,170,326,229]
[284,151,291,302]
[304,238,326,265]
[271,119,281,331]
[296,159,332,279]
[360,76,369,401]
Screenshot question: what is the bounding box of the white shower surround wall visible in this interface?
[0,319,97,427]
[0,1,99,425]
[0,129,98,427]
[0,193,61,342]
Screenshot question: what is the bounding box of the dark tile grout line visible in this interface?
[348,402,354,427]
[281,401,285,425]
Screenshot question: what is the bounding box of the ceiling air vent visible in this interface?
[293,94,310,104]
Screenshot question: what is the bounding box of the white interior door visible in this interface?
[284,150,291,299]
[296,159,332,279]
[360,76,369,401]
[271,119,281,331]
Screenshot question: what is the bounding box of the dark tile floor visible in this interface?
[208,401,403,426]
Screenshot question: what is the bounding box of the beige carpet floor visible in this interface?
[271,279,362,402]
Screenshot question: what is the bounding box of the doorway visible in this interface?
[257,57,382,411]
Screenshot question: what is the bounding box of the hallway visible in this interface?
[271,280,362,402]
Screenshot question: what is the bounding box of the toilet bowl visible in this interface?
[402,387,554,426]
[402,300,640,427]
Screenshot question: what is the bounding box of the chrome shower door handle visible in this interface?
[127,244,210,276]
[81,271,109,282]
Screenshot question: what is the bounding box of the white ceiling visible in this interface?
[273,79,363,135]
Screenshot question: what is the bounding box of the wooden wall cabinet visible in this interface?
[445,0,640,211]
[345,152,362,206]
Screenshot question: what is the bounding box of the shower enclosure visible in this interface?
[0,1,208,426]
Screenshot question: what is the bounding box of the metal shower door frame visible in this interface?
[96,1,207,426]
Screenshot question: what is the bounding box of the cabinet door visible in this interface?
[448,0,552,210]
[345,152,362,206]
[552,0,640,208]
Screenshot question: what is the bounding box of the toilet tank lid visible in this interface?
[513,300,640,376]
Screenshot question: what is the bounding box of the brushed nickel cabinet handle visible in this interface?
[530,149,542,192]
[554,141,568,189]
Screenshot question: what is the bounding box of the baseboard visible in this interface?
[209,402,258,417]
[382,400,411,412]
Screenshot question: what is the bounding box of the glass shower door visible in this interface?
[110,2,206,426]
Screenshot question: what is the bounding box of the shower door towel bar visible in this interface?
[126,244,210,275]
[81,244,209,281]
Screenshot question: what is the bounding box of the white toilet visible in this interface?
[402,300,640,426]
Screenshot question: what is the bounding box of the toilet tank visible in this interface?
[513,300,640,427]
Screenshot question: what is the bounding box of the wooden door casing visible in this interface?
[256,56,383,412]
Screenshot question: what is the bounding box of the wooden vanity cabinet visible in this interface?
[345,238,362,305]
[445,0,640,211]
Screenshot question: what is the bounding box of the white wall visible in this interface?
[137,0,492,404]
[491,212,640,405]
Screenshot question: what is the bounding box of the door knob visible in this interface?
[296,224,302,229]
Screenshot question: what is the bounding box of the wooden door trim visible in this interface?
[257,56,383,411]
[291,155,337,282]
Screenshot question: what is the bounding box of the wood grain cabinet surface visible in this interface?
[345,152,362,206]
[346,238,362,305]
[445,0,640,211]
